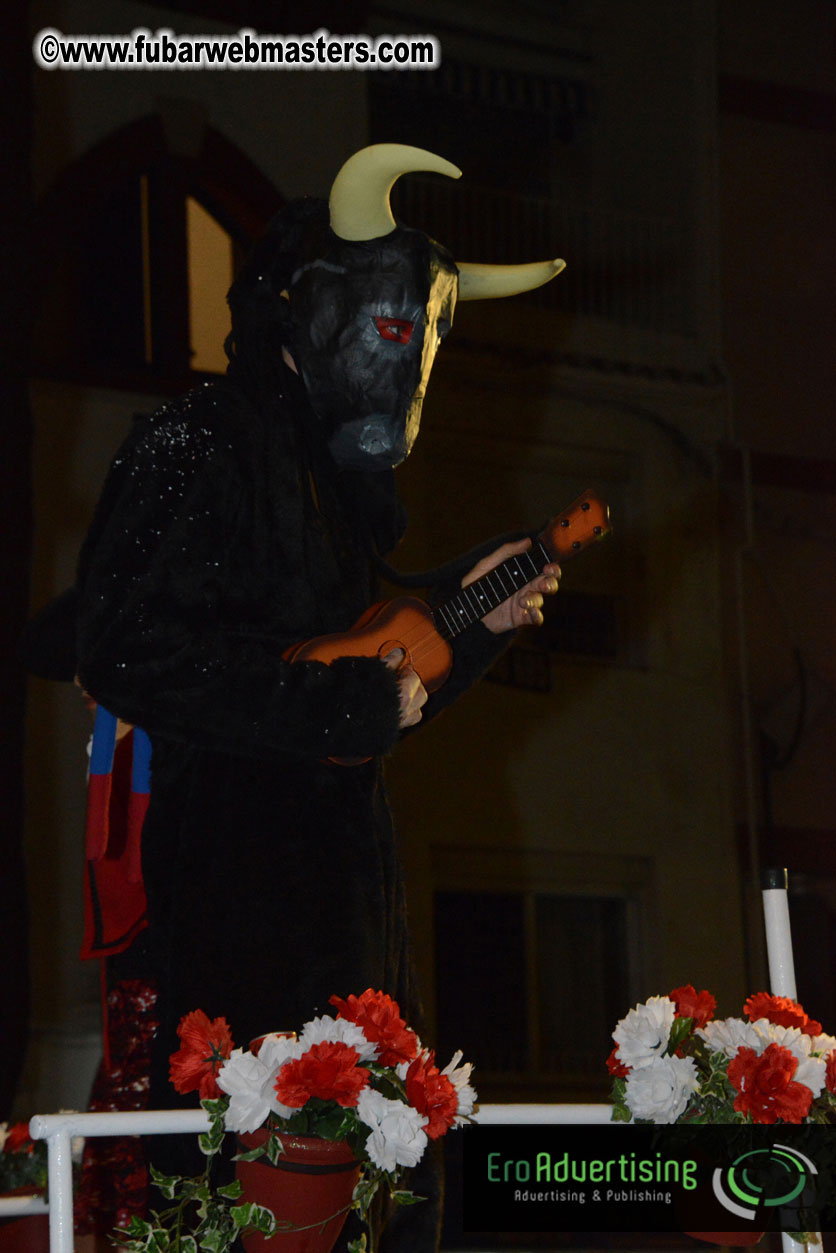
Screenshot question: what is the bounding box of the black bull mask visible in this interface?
[288,228,457,470]
[277,144,566,470]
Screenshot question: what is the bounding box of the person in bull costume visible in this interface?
[64,143,565,1246]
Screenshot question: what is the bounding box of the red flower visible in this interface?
[169,1009,234,1099]
[4,1123,34,1154]
[670,984,716,1029]
[743,993,822,1037]
[727,1043,813,1124]
[330,989,418,1067]
[606,1046,630,1078]
[274,1041,369,1108]
[826,1049,836,1095]
[405,1051,458,1140]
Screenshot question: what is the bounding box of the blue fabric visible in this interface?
[90,706,117,776]
[131,727,152,795]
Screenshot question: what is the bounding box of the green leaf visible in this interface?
[667,1015,694,1055]
[200,1097,230,1118]
[252,1205,278,1235]
[216,1179,244,1200]
[352,1172,381,1221]
[117,1215,152,1237]
[390,1189,425,1207]
[347,1237,368,1253]
[611,1102,632,1123]
[265,1133,286,1165]
[233,1143,266,1163]
[146,1231,172,1252]
[180,1239,199,1253]
[148,1168,181,1200]
[314,1109,354,1141]
[198,1136,220,1158]
[197,1230,227,1253]
[231,1201,277,1234]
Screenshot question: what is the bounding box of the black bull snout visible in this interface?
[327,415,410,471]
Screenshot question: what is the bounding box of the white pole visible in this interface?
[762,866,798,1000]
[45,1130,73,1253]
[761,868,818,1253]
[30,1110,212,1253]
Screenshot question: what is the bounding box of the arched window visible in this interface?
[34,114,282,390]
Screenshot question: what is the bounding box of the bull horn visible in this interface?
[329,143,462,242]
[457,258,566,301]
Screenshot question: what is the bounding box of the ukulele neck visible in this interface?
[431,539,553,641]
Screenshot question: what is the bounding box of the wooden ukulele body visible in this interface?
[284,596,453,693]
[285,489,611,765]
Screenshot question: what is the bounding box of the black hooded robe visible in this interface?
[74,372,513,1130]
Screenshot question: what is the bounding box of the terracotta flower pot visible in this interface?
[236,1128,361,1253]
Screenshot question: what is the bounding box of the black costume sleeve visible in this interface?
[76,411,402,762]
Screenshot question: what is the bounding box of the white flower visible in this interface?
[809,1032,836,1057]
[258,1027,304,1067]
[624,1055,699,1123]
[751,1019,808,1053]
[441,1051,477,1122]
[356,1088,428,1173]
[395,1043,426,1083]
[256,1034,304,1072]
[613,997,675,1070]
[217,1049,273,1133]
[793,1056,827,1099]
[299,1015,378,1063]
[255,1035,305,1120]
[697,1017,761,1058]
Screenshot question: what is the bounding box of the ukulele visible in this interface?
[285,489,611,760]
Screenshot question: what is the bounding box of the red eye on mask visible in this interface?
[373,316,414,344]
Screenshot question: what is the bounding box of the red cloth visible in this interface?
[74,978,159,1237]
[80,732,148,960]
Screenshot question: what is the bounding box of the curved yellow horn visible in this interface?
[329,143,462,242]
[457,258,566,301]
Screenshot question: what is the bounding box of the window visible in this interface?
[33,115,280,389]
[436,890,631,1091]
[432,848,655,1250]
[185,195,235,374]
[431,845,654,1102]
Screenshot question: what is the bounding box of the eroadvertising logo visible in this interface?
[462,1124,836,1235]
[713,1145,816,1221]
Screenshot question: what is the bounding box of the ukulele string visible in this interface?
[383,547,548,672]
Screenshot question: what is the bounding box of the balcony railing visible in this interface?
[396,176,693,336]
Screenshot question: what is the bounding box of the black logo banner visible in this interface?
[462,1123,836,1234]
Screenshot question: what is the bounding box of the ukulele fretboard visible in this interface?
[431,539,553,640]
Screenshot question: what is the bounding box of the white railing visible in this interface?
[21,1103,610,1252]
[0,1191,49,1217]
[19,872,815,1253]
